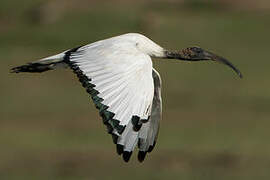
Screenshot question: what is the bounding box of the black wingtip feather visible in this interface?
[138,151,147,162]
[123,151,132,162]
[111,134,118,144]
[131,116,142,132]
[116,144,124,155]
[133,124,142,132]
[148,141,156,153]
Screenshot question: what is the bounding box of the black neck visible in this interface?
[164,50,202,61]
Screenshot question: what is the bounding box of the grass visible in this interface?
[1,0,270,179]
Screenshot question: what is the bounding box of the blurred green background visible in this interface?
[1,0,270,179]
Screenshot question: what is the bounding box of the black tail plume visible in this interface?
[10,63,56,73]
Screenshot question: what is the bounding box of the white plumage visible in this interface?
[66,34,160,158]
[11,33,242,162]
[68,34,162,161]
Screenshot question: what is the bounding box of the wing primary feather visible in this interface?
[131,116,142,132]
[116,144,124,155]
[138,151,147,162]
[112,133,119,144]
[123,151,132,162]
[106,124,114,134]
[147,141,156,153]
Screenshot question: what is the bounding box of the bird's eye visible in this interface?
[190,47,203,53]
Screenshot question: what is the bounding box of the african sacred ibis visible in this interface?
[11,33,242,162]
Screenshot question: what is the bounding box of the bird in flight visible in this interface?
[11,33,242,162]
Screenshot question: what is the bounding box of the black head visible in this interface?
[181,47,209,60]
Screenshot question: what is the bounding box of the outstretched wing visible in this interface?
[63,40,154,162]
[137,68,162,162]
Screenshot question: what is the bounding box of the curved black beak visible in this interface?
[202,50,243,78]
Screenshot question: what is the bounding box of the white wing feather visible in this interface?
[65,36,155,161]
[12,33,165,162]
